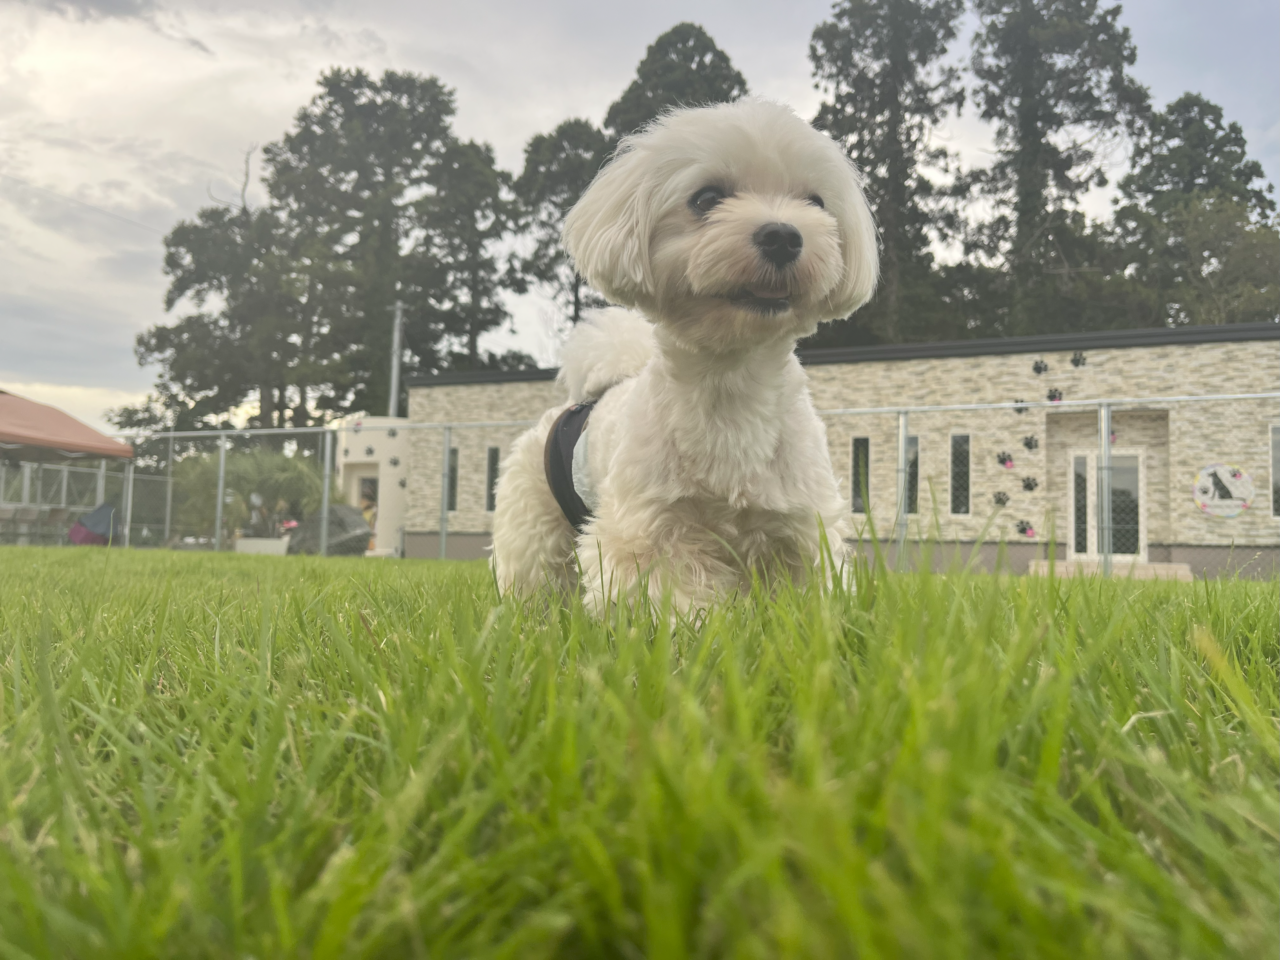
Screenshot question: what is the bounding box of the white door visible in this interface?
[1068,449,1146,561]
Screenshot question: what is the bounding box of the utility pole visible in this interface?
[388,299,405,418]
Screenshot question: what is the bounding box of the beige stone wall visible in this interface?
[405,379,562,534]
[404,340,1280,548]
[1168,397,1277,546]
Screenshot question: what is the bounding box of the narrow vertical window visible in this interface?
[447,447,458,512]
[906,436,919,514]
[950,434,970,514]
[486,447,500,512]
[851,437,869,513]
[1272,425,1280,517]
[1073,455,1087,553]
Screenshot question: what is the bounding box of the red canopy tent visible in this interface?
[0,390,133,462]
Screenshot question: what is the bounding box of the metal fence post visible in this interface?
[97,459,106,505]
[319,429,332,557]
[214,432,227,552]
[122,460,135,548]
[895,410,909,566]
[439,425,451,560]
[60,465,68,507]
[1097,403,1112,577]
[388,299,404,418]
[164,434,174,543]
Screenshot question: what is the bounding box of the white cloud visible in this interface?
[0,0,1275,432]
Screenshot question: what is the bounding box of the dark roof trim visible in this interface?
[407,322,1279,387]
[799,321,1280,366]
[406,367,558,387]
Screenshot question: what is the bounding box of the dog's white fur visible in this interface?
[491,98,878,611]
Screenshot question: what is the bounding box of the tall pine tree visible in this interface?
[605,23,748,137]
[514,119,611,324]
[263,68,458,415]
[138,202,322,430]
[1115,93,1279,327]
[969,0,1148,335]
[417,138,527,368]
[1122,93,1275,219]
[807,0,966,346]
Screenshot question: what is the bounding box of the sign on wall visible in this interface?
[1192,464,1254,518]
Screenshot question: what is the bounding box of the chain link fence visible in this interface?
[2,392,1276,578]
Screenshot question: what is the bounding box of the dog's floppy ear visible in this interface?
[563,143,653,306]
[823,164,880,319]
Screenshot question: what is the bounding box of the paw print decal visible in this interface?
[1016,520,1036,538]
[993,491,1010,507]
[1022,435,1039,451]
[997,451,1014,469]
[1021,476,1038,492]
[1013,399,1028,414]
[1047,389,1063,402]
[1033,360,1049,375]
[1070,351,1086,367]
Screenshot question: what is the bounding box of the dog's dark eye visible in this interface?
[690,186,726,214]
[807,194,825,209]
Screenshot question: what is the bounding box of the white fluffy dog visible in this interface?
[491,98,878,610]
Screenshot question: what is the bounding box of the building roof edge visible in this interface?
[798,321,1280,366]
[405,322,1280,387]
[406,367,559,388]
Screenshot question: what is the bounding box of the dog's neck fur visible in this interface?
[651,326,805,494]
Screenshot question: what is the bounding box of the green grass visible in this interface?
[0,547,1275,959]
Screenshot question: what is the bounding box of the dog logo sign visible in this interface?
[1192,464,1254,518]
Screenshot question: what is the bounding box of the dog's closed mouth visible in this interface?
[726,286,791,313]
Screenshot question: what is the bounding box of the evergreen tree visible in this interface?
[807,0,966,346]
[416,138,528,368]
[1115,94,1279,327]
[514,119,611,324]
[968,0,1148,334]
[1155,193,1280,326]
[128,68,534,429]
[605,23,748,137]
[137,203,314,429]
[1122,93,1275,219]
[264,68,458,416]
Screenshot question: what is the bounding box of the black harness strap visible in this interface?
[543,400,597,533]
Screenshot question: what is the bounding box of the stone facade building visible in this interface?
[404,323,1280,577]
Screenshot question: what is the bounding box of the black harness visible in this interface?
[543,400,597,533]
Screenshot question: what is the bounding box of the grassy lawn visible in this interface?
[0,547,1275,958]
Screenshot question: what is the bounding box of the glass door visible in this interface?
[1069,450,1146,561]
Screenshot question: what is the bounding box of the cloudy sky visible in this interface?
[2,0,1276,433]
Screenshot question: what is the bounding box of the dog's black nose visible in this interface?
[752,222,803,267]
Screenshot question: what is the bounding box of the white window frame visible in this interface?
[1067,447,1147,562]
